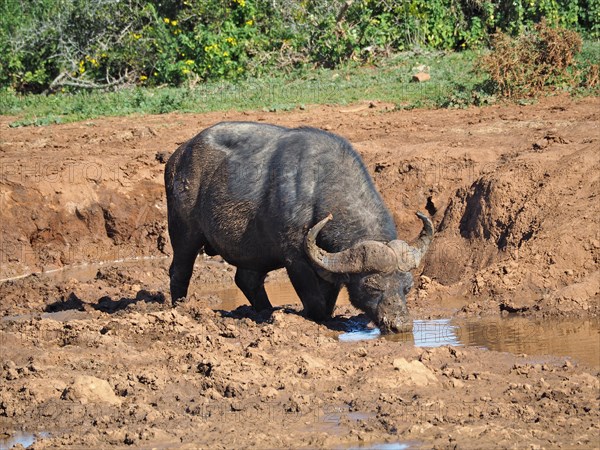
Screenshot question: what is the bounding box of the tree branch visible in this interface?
[49,70,134,92]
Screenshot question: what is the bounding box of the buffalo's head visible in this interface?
[305,212,434,333]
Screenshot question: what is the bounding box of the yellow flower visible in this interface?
[140,75,148,81]
[164,18,170,24]
[182,68,191,74]
[223,51,229,57]
[171,20,178,26]
[246,19,253,26]
[185,59,194,65]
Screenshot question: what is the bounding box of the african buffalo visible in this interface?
[165,122,433,332]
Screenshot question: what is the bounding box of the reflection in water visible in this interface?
[339,328,381,342]
[339,320,461,347]
[412,319,461,347]
[346,443,410,450]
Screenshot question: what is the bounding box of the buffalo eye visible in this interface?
[362,275,384,293]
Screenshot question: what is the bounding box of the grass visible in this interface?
[0,42,597,127]
[0,50,484,126]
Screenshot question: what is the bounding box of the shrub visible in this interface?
[478,20,588,98]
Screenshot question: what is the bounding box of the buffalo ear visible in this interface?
[388,212,434,271]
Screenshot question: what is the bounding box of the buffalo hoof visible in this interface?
[171,296,186,307]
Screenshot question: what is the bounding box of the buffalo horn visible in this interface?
[305,212,434,274]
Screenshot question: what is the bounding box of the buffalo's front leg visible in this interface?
[234,269,273,311]
[286,259,340,322]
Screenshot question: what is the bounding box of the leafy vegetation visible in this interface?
[2,36,597,127]
[1,0,597,93]
[0,1,597,127]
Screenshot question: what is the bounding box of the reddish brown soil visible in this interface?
[0,96,598,449]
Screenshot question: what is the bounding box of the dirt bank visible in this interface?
[0,95,599,448]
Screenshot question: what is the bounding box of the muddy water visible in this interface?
[0,256,170,284]
[199,280,350,310]
[341,317,600,368]
[210,281,600,369]
[452,316,600,368]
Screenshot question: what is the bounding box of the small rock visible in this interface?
[419,275,432,288]
[393,358,438,386]
[5,368,19,380]
[155,151,170,164]
[451,379,465,388]
[62,375,122,406]
[355,347,368,357]
[412,72,431,83]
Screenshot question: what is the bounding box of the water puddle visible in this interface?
[200,279,351,310]
[211,278,599,368]
[340,317,600,368]
[0,255,169,284]
[453,316,599,367]
[0,432,49,450]
[346,444,410,450]
[339,319,462,347]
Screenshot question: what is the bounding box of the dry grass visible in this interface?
[479,21,594,98]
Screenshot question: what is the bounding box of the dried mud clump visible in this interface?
[480,20,587,98]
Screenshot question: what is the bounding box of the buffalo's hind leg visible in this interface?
[234,269,273,312]
[168,224,204,305]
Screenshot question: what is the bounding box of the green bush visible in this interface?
[0,0,597,93]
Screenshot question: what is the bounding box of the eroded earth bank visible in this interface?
[0,96,598,448]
